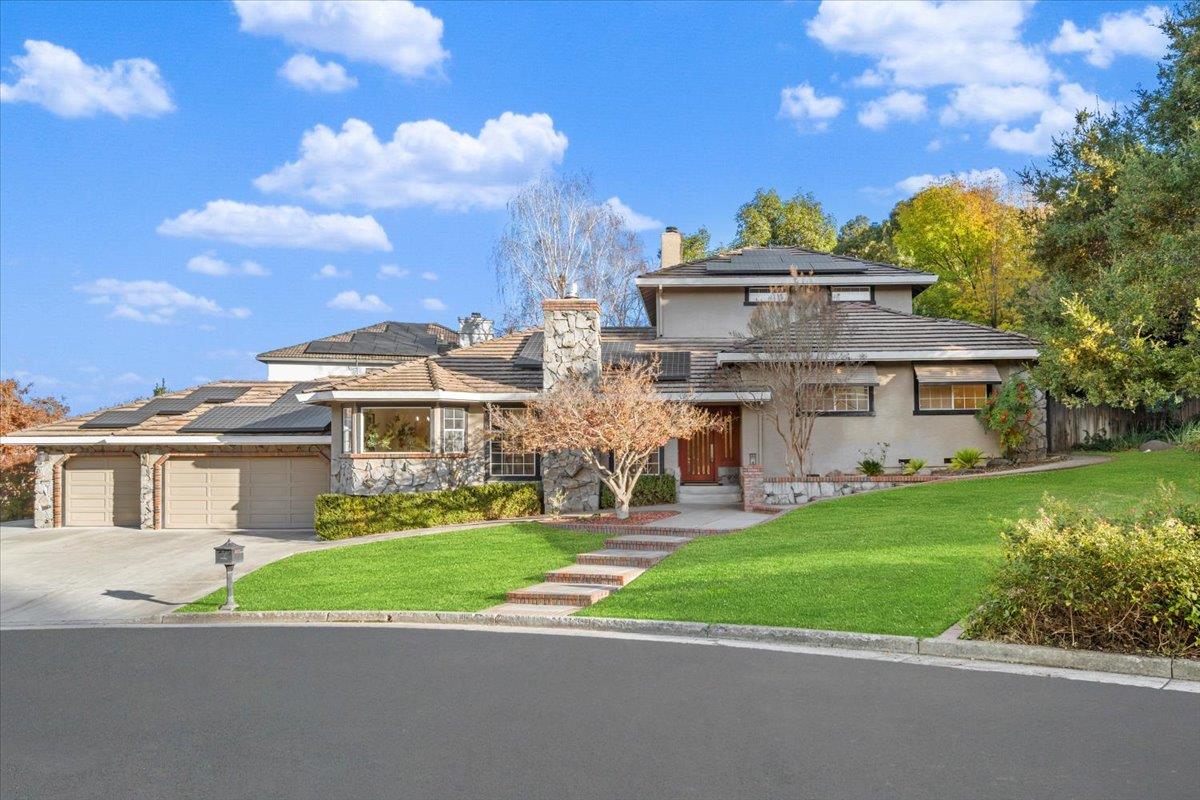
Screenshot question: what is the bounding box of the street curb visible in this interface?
[159,610,1195,678]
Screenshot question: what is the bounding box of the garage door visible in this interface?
[164,457,326,529]
[64,456,140,527]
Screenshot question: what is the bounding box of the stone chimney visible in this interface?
[540,296,602,513]
[457,312,494,349]
[660,226,683,269]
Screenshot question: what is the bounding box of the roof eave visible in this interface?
[717,348,1039,364]
[635,274,938,288]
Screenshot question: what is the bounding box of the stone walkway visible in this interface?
[484,502,775,617]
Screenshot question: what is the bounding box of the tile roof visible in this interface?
[256,321,458,364]
[726,303,1040,355]
[9,381,330,438]
[638,245,933,281]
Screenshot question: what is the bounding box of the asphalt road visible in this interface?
[1,627,1196,800]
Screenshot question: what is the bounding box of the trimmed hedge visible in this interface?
[315,483,542,540]
[599,473,677,509]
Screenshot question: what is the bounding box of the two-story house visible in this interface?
[5,229,1041,529]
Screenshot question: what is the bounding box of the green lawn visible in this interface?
[578,450,1199,637]
[179,523,606,613]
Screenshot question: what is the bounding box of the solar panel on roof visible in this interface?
[705,249,867,275]
[179,405,330,434]
[304,323,441,358]
[513,332,544,368]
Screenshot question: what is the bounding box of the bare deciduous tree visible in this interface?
[488,360,719,519]
[495,173,647,329]
[725,270,864,478]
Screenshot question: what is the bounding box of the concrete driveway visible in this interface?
[0,520,325,626]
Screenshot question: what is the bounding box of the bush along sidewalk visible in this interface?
[964,486,1200,658]
[599,473,676,509]
[314,483,542,540]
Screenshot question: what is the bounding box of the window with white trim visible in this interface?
[643,449,662,475]
[488,409,537,477]
[918,383,988,411]
[341,406,353,452]
[745,287,788,304]
[831,285,871,302]
[441,407,467,453]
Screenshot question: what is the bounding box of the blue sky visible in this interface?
[0,0,1171,412]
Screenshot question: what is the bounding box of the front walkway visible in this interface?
[640,503,777,531]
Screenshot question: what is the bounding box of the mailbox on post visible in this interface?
[214,539,244,610]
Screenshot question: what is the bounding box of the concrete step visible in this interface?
[603,534,692,551]
[576,548,672,568]
[506,582,613,606]
[678,484,742,505]
[544,563,644,587]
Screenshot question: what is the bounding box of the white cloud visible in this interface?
[327,290,391,312]
[158,200,392,251]
[112,372,146,385]
[74,278,248,324]
[989,83,1113,155]
[420,271,438,281]
[1051,6,1168,68]
[925,138,943,152]
[187,253,271,277]
[858,90,927,130]
[278,53,357,92]
[378,264,409,279]
[777,83,844,131]
[241,260,269,276]
[422,297,447,311]
[852,69,887,88]
[893,167,1009,197]
[254,113,569,211]
[940,83,1054,125]
[807,1,1053,88]
[603,197,664,233]
[233,0,448,78]
[314,264,349,279]
[0,39,173,119]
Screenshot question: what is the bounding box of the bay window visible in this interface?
[363,407,431,452]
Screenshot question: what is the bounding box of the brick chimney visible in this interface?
[540,295,602,512]
[660,226,682,269]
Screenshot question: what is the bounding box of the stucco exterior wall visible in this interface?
[657,286,918,337]
[739,362,1041,476]
[873,286,913,314]
[265,361,383,382]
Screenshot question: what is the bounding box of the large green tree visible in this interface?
[833,214,902,263]
[681,226,714,262]
[892,180,1038,329]
[734,188,837,251]
[1022,3,1199,408]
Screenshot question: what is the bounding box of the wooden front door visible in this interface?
[678,407,741,483]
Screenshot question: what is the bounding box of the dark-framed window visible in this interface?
[914,382,993,415]
[799,385,875,416]
[743,287,789,306]
[744,285,876,306]
[363,407,432,452]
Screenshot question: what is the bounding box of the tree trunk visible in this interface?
[615,499,630,520]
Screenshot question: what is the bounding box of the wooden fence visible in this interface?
[1046,397,1200,452]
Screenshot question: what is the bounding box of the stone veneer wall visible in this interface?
[333,453,486,495]
[760,474,938,506]
[32,444,330,529]
[539,297,602,514]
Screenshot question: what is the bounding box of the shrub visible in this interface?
[902,458,926,476]
[949,447,985,470]
[1172,419,1200,453]
[599,473,676,509]
[314,483,542,540]
[964,491,1200,658]
[856,458,884,477]
[976,376,1037,459]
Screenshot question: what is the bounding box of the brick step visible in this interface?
[544,563,644,587]
[506,582,612,607]
[603,534,692,552]
[576,548,672,568]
